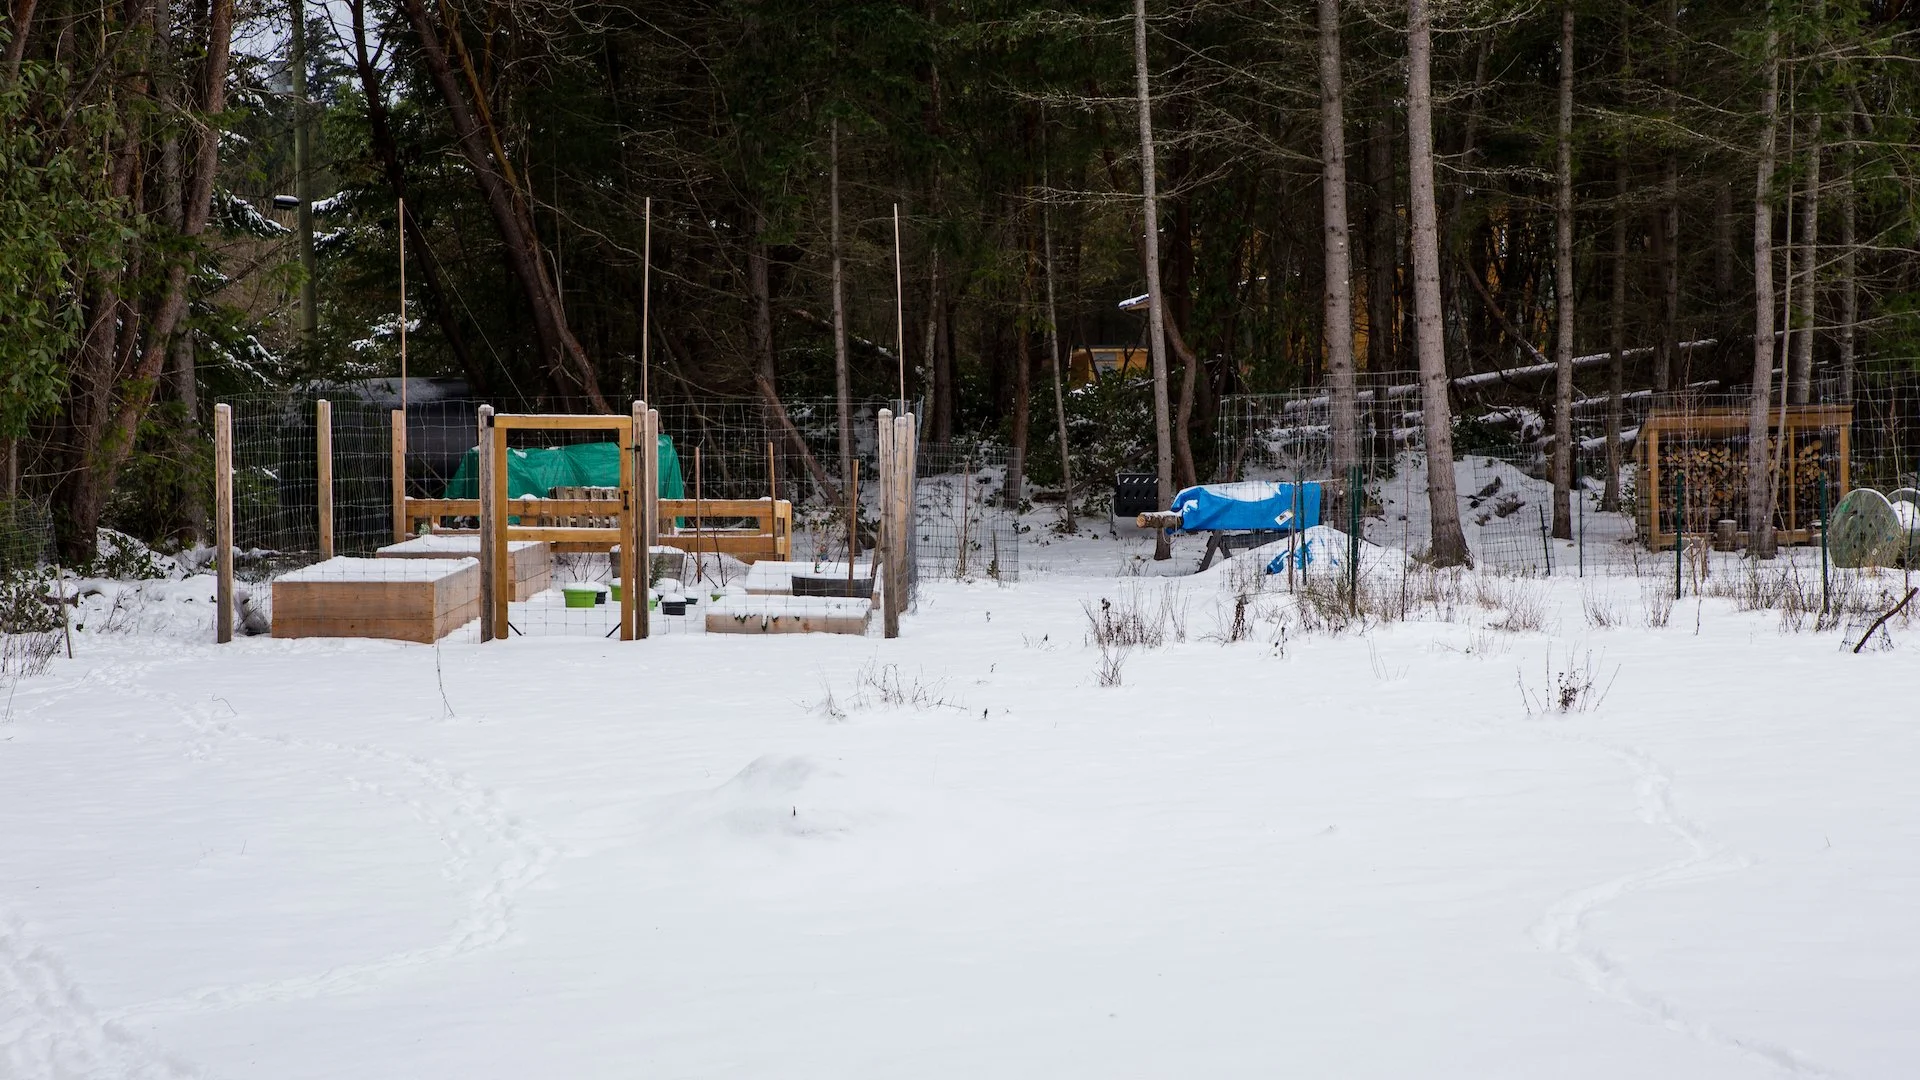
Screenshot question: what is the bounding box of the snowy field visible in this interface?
[4,525,1919,1078]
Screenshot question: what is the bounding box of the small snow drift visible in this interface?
[692,755,860,840]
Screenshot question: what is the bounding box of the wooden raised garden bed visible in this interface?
[272,557,480,643]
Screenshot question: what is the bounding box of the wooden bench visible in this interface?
[272,557,479,643]
[660,498,793,564]
[376,536,552,600]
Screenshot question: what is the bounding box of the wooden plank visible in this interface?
[504,497,627,519]
[406,497,481,519]
[392,409,407,543]
[502,526,626,544]
[658,498,783,518]
[215,403,233,643]
[493,414,635,433]
[317,399,334,559]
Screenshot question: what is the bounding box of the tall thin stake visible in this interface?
[893,203,907,411]
[641,196,652,403]
[398,197,408,416]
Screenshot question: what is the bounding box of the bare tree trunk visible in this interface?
[1789,111,1822,404]
[348,0,483,394]
[1043,187,1074,532]
[830,119,853,486]
[1366,89,1398,382]
[1319,0,1358,488]
[1604,160,1627,513]
[1134,0,1175,559]
[748,222,839,505]
[925,246,951,446]
[3,0,37,80]
[1838,119,1857,403]
[291,0,317,344]
[1652,0,1679,392]
[397,0,605,411]
[1550,1,1575,541]
[1408,0,1470,566]
[1748,27,1781,560]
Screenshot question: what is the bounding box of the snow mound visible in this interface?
[695,755,861,840]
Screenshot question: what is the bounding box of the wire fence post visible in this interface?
[1818,473,1830,616]
[1536,505,1553,576]
[477,404,496,643]
[877,409,895,636]
[1674,471,1685,600]
[1576,454,1584,577]
[316,398,334,560]
[215,403,234,643]
[1347,464,1361,615]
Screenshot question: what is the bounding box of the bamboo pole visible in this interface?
[316,399,334,559]
[640,197,652,404]
[215,403,234,643]
[391,408,407,542]
[477,405,496,643]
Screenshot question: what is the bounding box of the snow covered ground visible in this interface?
[4,523,1919,1078]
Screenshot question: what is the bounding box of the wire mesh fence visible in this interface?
[1214,375,1919,579]
[223,388,994,641]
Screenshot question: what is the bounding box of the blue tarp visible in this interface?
[1169,481,1322,533]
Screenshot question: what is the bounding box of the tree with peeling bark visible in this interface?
[1134,0,1175,561]
[1407,0,1471,568]
[1319,0,1359,496]
[1748,23,1782,561]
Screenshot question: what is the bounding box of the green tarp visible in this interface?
[442,436,686,501]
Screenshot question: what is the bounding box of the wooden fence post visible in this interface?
[477,405,496,643]
[215,403,234,643]
[490,415,510,638]
[643,407,660,639]
[876,410,893,631]
[619,404,639,641]
[316,399,334,559]
[885,413,907,639]
[391,408,408,542]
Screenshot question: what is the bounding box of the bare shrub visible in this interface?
[1084,586,1188,649]
[1581,586,1623,629]
[812,659,960,717]
[1476,574,1548,633]
[1519,649,1618,716]
[1096,641,1130,687]
[0,633,60,680]
[1639,580,1675,628]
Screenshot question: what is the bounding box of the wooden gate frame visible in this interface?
[482,411,644,641]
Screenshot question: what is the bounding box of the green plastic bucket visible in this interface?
[608,582,623,602]
[562,584,600,609]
